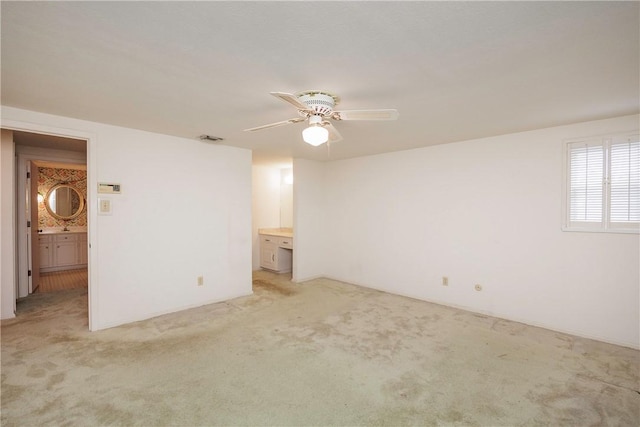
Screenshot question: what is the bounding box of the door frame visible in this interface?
[28,160,39,294]
[21,156,86,295]
[4,119,97,331]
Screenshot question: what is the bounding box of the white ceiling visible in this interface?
[2,1,638,164]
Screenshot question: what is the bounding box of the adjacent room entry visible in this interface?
[10,130,89,312]
[30,161,88,293]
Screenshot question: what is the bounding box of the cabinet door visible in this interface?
[55,242,78,267]
[260,243,277,270]
[39,244,52,268]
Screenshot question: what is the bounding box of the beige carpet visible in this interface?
[1,271,638,426]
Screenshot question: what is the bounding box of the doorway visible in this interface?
[10,130,89,321]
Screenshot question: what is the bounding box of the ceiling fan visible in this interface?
[244,91,399,146]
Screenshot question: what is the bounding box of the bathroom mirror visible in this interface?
[45,184,85,220]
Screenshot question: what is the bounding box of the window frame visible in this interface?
[562,131,639,234]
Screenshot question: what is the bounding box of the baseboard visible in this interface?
[317,275,640,350]
[93,290,253,331]
[292,274,324,283]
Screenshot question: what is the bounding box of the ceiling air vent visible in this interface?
[199,135,224,143]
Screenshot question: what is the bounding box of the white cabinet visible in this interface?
[54,234,77,267]
[38,235,53,269]
[55,244,77,266]
[259,233,293,273]
[260,236,278,270]
[40,232,87,272]
[278,236,293,249]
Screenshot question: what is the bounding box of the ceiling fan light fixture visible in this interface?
[245,91,398,146]
[302,125,329,146]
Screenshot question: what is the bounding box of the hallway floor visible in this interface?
[2,271,638,426]
[36,268,88,293]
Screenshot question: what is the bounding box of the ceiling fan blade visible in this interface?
[333,109,399,121]
[324,121,343,143]
[270,92,313,112]
[244,117,305,132]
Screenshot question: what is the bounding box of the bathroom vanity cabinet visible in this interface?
[259,229,293,273]
[38,235,53,269]
[38,232,87,272]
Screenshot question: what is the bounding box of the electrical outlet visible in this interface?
[442,276,449,286]
[197,276,204,286]
[475,284,483,291]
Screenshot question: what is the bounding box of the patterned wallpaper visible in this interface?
[38,167,87,229]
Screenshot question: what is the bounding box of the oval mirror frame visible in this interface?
[44,184,85,220]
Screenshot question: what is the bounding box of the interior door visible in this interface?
[29,161,40,293]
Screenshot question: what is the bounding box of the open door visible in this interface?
[28,161,40,293]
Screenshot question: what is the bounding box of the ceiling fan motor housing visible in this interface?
[297,91,338,116]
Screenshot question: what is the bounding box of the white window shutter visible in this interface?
[609,135,640,228]
[568,141,604,226]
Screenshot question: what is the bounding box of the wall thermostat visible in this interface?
[98,183,121,194]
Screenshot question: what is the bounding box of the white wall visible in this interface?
[297,115,639,348]
[292,159,328,282]
[0,129,16,319]
[2,106,252,330]
[251,165,281,270]
[280,168,293,228]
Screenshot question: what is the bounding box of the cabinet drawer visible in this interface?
[260,235,278,245]
[278,237,293,249]
[54,234,77,243]
[38,235,52,243]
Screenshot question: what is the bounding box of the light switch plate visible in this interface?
[98,198,112,215]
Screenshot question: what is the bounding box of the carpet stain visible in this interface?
[0,383,26,404]
[382,372,426,402]
[46,372,66,390]
[368,406,435,426]
[446,409,464,422]
[93,402,135,425]
[34,396,63,417]
[26,365,47,378]
[252,279,296,296]
[49,334,81,344]
[527,380,639,426]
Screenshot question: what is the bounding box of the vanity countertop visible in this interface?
[258,228,293,238]
[40,229,87,235]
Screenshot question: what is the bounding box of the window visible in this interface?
[564,133,639,233]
